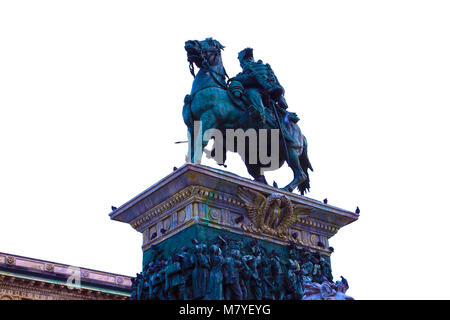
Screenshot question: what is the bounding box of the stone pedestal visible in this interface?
[110,163,357,264]
[109,163,358,300]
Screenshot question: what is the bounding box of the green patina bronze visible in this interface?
[135,224,333,300]
[183,38,313,194]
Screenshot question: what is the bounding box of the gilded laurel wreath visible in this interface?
[237,187,311,237]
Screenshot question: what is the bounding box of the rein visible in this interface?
[188,41,229,90]
[186,42,241,110]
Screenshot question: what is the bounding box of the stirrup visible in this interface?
[248,105,265,125]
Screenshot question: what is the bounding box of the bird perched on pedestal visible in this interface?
[323,198,328,204]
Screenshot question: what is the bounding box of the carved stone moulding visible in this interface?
[138,200,331,255]
[0,252,132,300]
[110,163,358,257]
[0,277,128,300]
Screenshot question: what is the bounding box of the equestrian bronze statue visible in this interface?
[182,38,313,194]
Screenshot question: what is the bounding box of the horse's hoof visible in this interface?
[281,185,294,193]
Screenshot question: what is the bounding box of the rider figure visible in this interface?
[230,48,298,124]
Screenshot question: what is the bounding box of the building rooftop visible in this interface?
[0,252,132,300]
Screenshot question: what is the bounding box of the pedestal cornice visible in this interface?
[110,164,358,256]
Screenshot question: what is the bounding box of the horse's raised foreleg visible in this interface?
[282,148,307,192]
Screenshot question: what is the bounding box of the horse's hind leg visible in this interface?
[282,148,307,192]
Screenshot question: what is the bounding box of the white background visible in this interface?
[1,1,449,299]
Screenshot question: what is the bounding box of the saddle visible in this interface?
[227,80,299,143]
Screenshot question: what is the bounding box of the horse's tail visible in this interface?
[298,135,313,195]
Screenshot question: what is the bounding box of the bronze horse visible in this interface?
[183,38,312,194]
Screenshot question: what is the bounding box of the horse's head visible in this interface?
[185,38,225,69]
